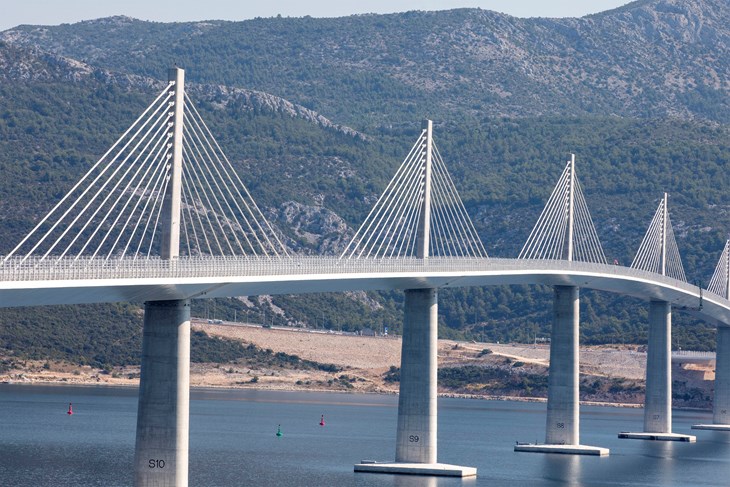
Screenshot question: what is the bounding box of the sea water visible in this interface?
[1,384,729,486]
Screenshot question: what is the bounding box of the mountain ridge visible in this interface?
[2,0,727,125]
[0,39,364,139]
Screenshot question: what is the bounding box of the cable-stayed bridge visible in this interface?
[3,68,730,484]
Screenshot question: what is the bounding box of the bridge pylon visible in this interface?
[706,239,730,300]
[619,195,694,442]
[694,240,730,431]
[341,120,487,259]
[354,121,476,478]
[160,67,185,260]
[134,68,191,487]
[3,65,288,264]
[516,156,608,455]
[631,193,686,281]
[519,154,606,263]
[394,122,439,467]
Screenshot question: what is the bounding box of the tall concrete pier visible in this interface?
[516,286,608,455]
[712,327,730,425]
[545,285,580,446]
[134,299,191,486]
[644,300,671,433]
[619,301,694,442]
[355,285,474,476]
[694,326,730,431]
[395,288,438,463]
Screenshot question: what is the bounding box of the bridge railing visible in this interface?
[0,255,707,297]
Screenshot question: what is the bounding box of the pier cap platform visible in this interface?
[692,424,730,431]
[354,461,477,477]
[618,431,696,442]
[514,443,609,456]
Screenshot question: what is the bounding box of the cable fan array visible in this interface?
[180,94,287,258]
[341,128,487,259]
[519,158,606,263]
[707,240,730,299]
[4,82,288,263]
[631,194,686,281]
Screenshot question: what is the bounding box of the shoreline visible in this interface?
[2,377,686,410]
[1,328,714,412]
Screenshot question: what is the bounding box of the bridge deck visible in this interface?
[1,257,728,326]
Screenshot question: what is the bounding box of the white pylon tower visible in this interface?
[722,240,729,300]
[661,192,667,276]
[707,240,730,299]
[416,120,433,260]
[3,66,289,263]
[161,67,185,260]
[135,68,191,487]
[519,154,606,264]
[566,153,575,262]
[341,120,487,260]
[631,193,686,281]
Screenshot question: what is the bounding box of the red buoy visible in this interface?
[319,414,325,426]
[67,403,73,415]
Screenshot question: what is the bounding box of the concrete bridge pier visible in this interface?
[693,325,730,431]
[515,286,608,455]
[619,300,695,442]
[354,288,476,477]
[134,299,191,487]
[395,288,438,464]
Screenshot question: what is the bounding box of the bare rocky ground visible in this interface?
[0,320,715,409]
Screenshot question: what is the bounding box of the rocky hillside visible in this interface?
[2,0,728,125]
[0,40,362,137]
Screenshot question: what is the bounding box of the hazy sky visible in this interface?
[0,1,633,31]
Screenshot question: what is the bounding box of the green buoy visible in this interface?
[276,424,282,437]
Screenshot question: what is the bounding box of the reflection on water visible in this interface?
[394,475,439,487]
[1,385,730,487]
[542,454,581,486]
[656,442,676,485]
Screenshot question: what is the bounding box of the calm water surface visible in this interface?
[1,384,729,486]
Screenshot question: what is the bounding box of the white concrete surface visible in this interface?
[354,461,477,477]
[134,299,191,487]
[618,432,695,442]
[691,424,730,431]
[514,443,609,456]
[545,285,580,446]
[644,300,672,433]
[395,288,438,464]
[713,326,730,425]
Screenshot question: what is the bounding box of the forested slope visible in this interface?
[0,0,729,365]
